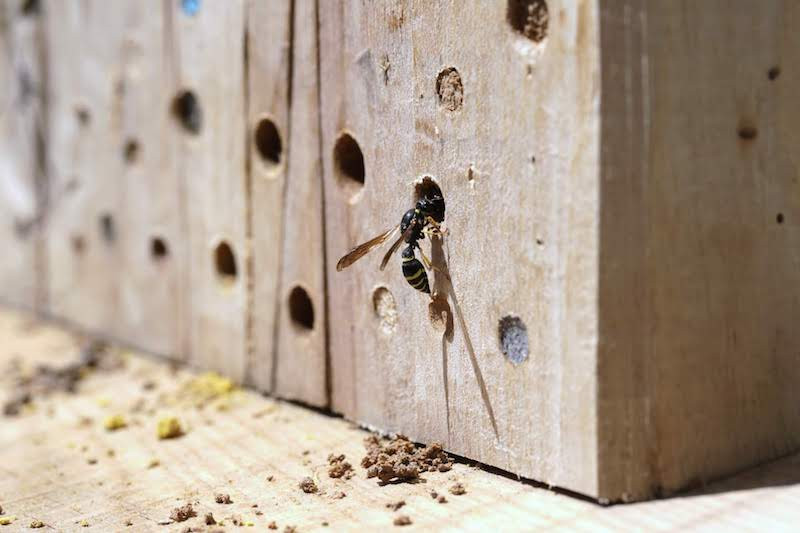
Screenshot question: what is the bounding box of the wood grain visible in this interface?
[43,1,185,358]
[320,0,600,496]
[1,308,799,532]
[597,0,800,500]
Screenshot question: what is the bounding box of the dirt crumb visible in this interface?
[214,493,232,504]
[125,519,133,526]
[393,515,412,526]
[266,475,275,482]
[147,458,160,469]
[103,414,127,431]
[429,491,438,499]
[0,516,13,526]
[283,526,297,533]
[437,495,448,503]
[30,520,45,528]
[362,435,453,484]
[386,500,406,511]
[170,503,197,522]
[268,521,277,529]
[327,453,354,479]
[331,491,346,500]
[299,477,318,493]
[449,482,466,495]
[205,512,216,525]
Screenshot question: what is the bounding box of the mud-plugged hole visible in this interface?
[171,90,202,134]
[333,132,365,198]
[288,286,314,331]
[372,287,397,335]
[508,0,549,42]
[214,241,237,286]
[413,176,446,223]
[99,213,115,243]
[436,67,463,112]
[150,237,169,260]
[123,138,140,164]
[498,315,529,365]
[254,117,282,169]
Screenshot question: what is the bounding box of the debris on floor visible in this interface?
[299,477,319,494]
[214,493,232,504]
[327,453,354,479]
[103,413,127,431]
[361,434,453,484]
[170,503,197,522]
[449,482,466,495]
[157,416,184,439]
[393,515,412,526]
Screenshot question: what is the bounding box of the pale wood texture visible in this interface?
[244,0,289,392]
[43,1,185,358]
[173,0,249,378]
[0,0,45,309]
[2,308,800,532]
[273,0,327,406]
[597,0,800,500]
[321,1,600,496]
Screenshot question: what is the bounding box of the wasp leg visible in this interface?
[424,217,449,238]
[418,245,433,271]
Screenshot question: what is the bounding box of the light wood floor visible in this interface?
[0,309,797,532]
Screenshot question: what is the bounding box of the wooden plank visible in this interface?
[320,1,600,495]
[273,0,327,406]
[597,0,800,500]
[244,0,291,392]
[2,307,800,532]
[172,0,249,378]
[43,1,185,358]
[0,0,45,309]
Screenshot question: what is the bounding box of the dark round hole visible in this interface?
[71,235,86,254]
[768,66,781,81]
[214,241,237,284]
[498,315,529,365]
[150,237,169,260]
[123,139,140,164]
[99,213,115,243]
[288,286,314,330]
[254,117,282,168]
[333,132,365,195]
[75,105,91,126]
[171,90,202,134]
[20,0,39,16]
[413,176,446,223]
[738,124,758,140]
[436,67,464,112]
[507,0,549,43]
[777,213,785,224]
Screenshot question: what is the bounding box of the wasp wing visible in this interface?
[336,225,400,271]
[379,221,417,271]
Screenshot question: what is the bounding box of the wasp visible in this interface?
[336,191,445,295]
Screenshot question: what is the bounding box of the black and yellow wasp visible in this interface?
[336,191,445,295]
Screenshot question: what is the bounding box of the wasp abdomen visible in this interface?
[401,247,430,294]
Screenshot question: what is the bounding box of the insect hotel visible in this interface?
[1,0,798,529]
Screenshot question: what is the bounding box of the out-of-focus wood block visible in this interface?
[0,0,45,310]
[320,0,800,502]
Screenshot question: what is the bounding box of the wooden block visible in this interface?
[321,0,800,501]
[0,0,45,309]
[43,1,185,358]
[273,0,327,406]
[170,0,249,378]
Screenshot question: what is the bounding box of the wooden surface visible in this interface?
[43,0,185,358]
[320,0,600,496]
[597,0,800,500]
[2,307,800,532]
[0,0,45,309]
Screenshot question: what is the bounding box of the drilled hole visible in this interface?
[20,0,39,16]
[75,105,91,127]
[99,213,115,243]
[123,138,140,164]
[738,123,758,140]
[498,315,529,365]
[413,176,446,223]
[150,237,169,260]
[333,132,365,197]
[372,286,397,335]
[254,117,282,168]
[288,286,314,331]
[171,90,202,134]
[71,235,86,254]
[436,67,464,112]
[768,66,781,81]
[508,0,549,42]
[777,213,785,224]
[214,241,237,285]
